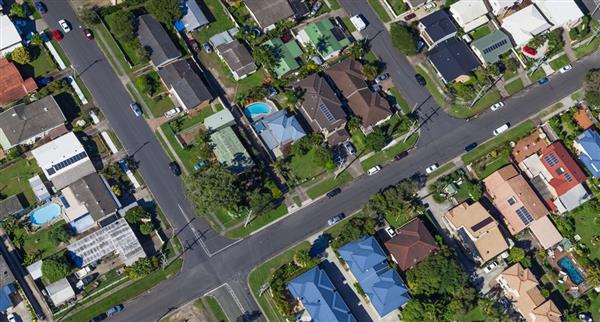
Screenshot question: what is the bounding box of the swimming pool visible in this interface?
[244,102,273,122]
[558,256,584,285]
[29,203,62,225]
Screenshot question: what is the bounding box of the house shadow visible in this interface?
[320,260,373,322]
[54,92,82,124]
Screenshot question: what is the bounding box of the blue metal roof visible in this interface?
[254,110,306,150]
[338,236,410,317]
[0,284,15,312]
[288,267,356,322]
[576,129,600,178]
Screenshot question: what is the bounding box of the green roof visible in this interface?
[210,127,254,174]
[264,38,304,77]
[302,18,350,59]
[470,30,512,64]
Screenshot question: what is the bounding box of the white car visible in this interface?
[493,123,510,136]
[424,1,437,10]
[386,226,396,238]
[425,163,438,174]
[350,15,367,31]
[558,64,572,74]
[483,261,498,273]
[367,165,381,176]
[490,101,505,111]
[7,313,16,322]
[164,107,181,118]
[59,19,71,33]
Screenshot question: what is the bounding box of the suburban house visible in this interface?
[0,195,24,220]
[531,0,583,30]
[449,0,489,33]
[137,14,182,68]
[496,263,562,322]
[253,109,306,158]
[573,129,600,178]
[244,0,294,32]
[338,236,410,318]
[444,202,509,265]
[0,58,37,106]
[0,14,22,56]
[527,215,563,250]
[519,141,589,213]
[296,18,351,60]
[501,4,551,46]
[60,173,121,234]
[512,129,549,164]
[210,127,255,174]
[0,95,67,151]
[45,278,75,307]
[488,0,520,16]
[180,0,209,31]
[288,0,310,19]
[263,38,303,78]
[574,107,594,130]
[418,10,458,48]
[383,218,438,271]
[287,267,357,322]
[68,217,146,267]
[157,59,213,111]
[326,59,392,133]
[470,30,513,65]
[483,165,548,235]
[404,0,426,10]
[428,37,481,84]
[0,255,17,313]
[215,40,257,80]
[31,132,96,190]
[294,73,349,145]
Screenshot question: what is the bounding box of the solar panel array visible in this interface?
[516,206,534,225]
[319,102,335,123]
[482,39,508,54]
[564,172,573,182]
[544,152,559,167]
[46,151,87,176]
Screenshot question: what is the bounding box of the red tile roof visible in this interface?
[0,58,37,105]
[540,142,587,196]
[574,107,593,130]
[384,218,438,271]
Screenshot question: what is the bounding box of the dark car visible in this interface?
[326,188,342,198]
[106,304,124,317]
[35,1,47,14]
[394,151,408,160]
[36,76,53,86]
[404,13,416,21]
[189,39,200,53]
[415,74,426,86]
[169,162,181,176]
[464,142,478,152]
[89,313,107,322]
[327,213,345,226]
[83,28,93,40]
[537,77,549,85]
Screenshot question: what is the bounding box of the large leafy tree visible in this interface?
[10,47,31,65]
[363,179,422,224]
[107,10,135,42]
[390,23,417,56]
[146,0,181,24]
[42,258,70,283]
[365,128,386,151]
[9,3,26,18]
[125,206,151,224]
[253,44,279,71]
[184,165,243,215]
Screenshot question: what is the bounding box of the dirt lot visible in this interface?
[162,299,212,322]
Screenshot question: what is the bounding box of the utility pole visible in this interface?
[244,209,254,227]
[403,120,419,142]
[259,283,270,296]
[470,73,504,107]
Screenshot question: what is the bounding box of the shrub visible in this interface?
[42,258,70,283]
[390,23,417,56]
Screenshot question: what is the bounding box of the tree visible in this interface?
[111,184,121,197]
[362,63,379,81]
[107,11,135,42]
[248,189,274,214]
[9,3,26,18]
[125,257,158,279]
[50,225,71,243]
[253,44,279,71]
[365,128,387,151]
[125,206,151,225]
[80,7,100,26]
[10,47,31,65]
[135,74,158,96]
[508,247,525,263]
[348,39,368,60]
[146,0,181,24]
[140,222,154,235]
[587,266,600,287]
[183,165,244,215]
[30,34,44,46]
[347,115,362,131]
[293,249,313,268]
[390,23,417,56]
[312,146,334,170]
[42,258,70,283]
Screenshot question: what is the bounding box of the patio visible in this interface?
[546,246,588,295]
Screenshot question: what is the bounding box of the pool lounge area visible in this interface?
[29,202,62,226]
[558,256,584,285]
[244,101,276,122]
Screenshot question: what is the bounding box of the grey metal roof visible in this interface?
[67,173,119,222]
[138,14,182,67]
[158,60,212,110]
[181,0,209,31]
[245,0,294,29]
[428,37,481,82]
[216,40,257,78]
[471,30,512,64]
[420,10,458,43]
[0,252,15,287]
[0,195,23,220]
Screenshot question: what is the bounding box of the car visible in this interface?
[483,261,498,273]
[50,29,62,41]
[36,76,53,86]
[310,1,322,15]
[394,151,408,160]
[343,141,356,156]
[350,15,367,31]
[367,165,382,176]
[424,1,437,10]
[374,73,390,83]
[490,101,505,111]
[559,64,572,74]
[58,19,71,33]
[403,13,416,21]
[129,102,142,117]
[35,1,47,14]
[83,28,93,40]
[386,226,396,238]
[164,107,181,118]
[89,313,107,322]
[537,77,549,85]
[7,313,16,322]
[369,84,383,93]
[169,162,181,176]
[493,123,510,136]
[425,164,438,174]
[106,304,124,317]
[464,142,477,152]
[201,42,212,53]
[326,188,342,198]
[188,39,200,53]
[415,74,426,86]
[327,213,345,226]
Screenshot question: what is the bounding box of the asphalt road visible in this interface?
[39,2,600,321]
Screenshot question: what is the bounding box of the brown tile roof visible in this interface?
[530,300,562,322]
[384,218,438,271]
[574,106,593,130]
[512,130,548,164]
[295,73,347,133]
[0,58,37,105]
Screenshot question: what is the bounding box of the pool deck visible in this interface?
[244,101,277,123]
[547,249,588,293]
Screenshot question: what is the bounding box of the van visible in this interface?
[493,123,510,136]
[350,15,367,31]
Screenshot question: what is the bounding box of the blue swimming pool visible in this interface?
[244,102,273,121]
[29,203,62,225]
[558,256,584,285]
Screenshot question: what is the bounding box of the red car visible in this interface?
[83,29,93,40]
[50,29,62,41]
[404,13,417,21]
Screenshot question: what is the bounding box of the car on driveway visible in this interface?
[558,64,572,74]
[343,141,356,156]
[367,165,381,176]
[369,84,383,93]
[129,102,142,117]
[83,28,93,40]
[483,261,498,273]
[464,142,477,152]
[490,101,505,111]
[169,162,181,176]
[327,213,345,226]
[327,188,341,198]
[164,107,181,118]
[310,1,322,15]
[415,74,426,86]
[404,13,416,21]
[58,19,71,33]
[493,123,510,136]
[35,1,47,14]
[7,313,16,322]
[386,226,396,238]
[374,73,390,83]
[537,77,549,85]
[425,164,438,174]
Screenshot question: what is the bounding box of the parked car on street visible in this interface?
[425,164,438,174]
[7,313,16,322]
[35,1,47,14]
[490,101,505,111]
[59,19,71,33]
[83,28,93,40]
[394,151,408,161]
[169,162,181,176]
[558,64,572,74]
[350,15,367,31]
[367,165,382,176]
[493,123,510,136]
[415,74,426,86]
[50,29,62,41]
[327,188,342,198]
[327,213,345,226]
[106,304,124,317]
[464,142,477,152]
[537,77,549,85]
[129,102,142,117]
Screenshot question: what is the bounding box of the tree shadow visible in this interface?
[54,92,81,124]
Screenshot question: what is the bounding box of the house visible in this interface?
[0,96,66,151]
[528,215,563,250]
[0,254,16,313]
[383,218,438,271]
[519,141,589,213]
[288,0,310,19]
[296,18,351,60]
[488,0,520,16]
[404,0,427,10]
[444,202,509,264]
[574,107,594,130]
[204,108,236,132]
[501,4,551,46]
[215,40,257,80]
[574,129,600,178]
[0,195,24,220]
[449,0,489,33]
[531,0,583,29]
[418,10,458,48]
[210,127,255,174]
[287,267,357,322]
[338,236,410,318]
[263,38,303,78]
[511,130,549,164]
[45,278,75,307]
[0,58,37,105]
[0,14,22,56]
[245,0,294,31]
[31,132,96,190]
[157,59,213,111]
[68,218,146,267]
[428,37,481,83]
[470,30,513,65]
[496,263,562,322]
[138,14,182,68]
[180,0,209,31]
[253,109,306,158]
[326,59,392,133]
[295,73,349,145]
[483,165,548,235]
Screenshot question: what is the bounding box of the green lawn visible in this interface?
[549,54,570,70]
[462,120,535,164]
[327,0,341,9]
[388,0,407,15]
[470,25,492,40]
[341,16,357,33]
[528,68,546,83]
[158,122,208,173]
[476,151,512,179]
[415,65,447,107]
[306,172,352,199]
[350,128,367,154]
[449,90,502,118]
[368,0,392,23]
[575,35,600,58]
[224,204,288,238]
[361,134,418,170]
[93,23,130,75]
[19,45,57,78]
[22,221,66,258]
[204,296,229,322]
[289,149,327,180]
[459,307,491,322]
[505,78,524,96]
[104,10,145,66]
[570,203,600,260]
[0,158,39,205]
[591,293,600,321]
[248,242,311,322]
[214,208,241,228]
[425,162,456,180]
[198,51,267,94]
[193,0,236,43]
[388,87,411,114]
[132,73,175,117]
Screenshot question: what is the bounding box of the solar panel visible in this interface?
[544,153,559,167]
[516,206,534,225]
[482,39,508,54]
[564,173,573,182]
[319,102,335,123]
[470,217,494,232]
[51,151,88,173]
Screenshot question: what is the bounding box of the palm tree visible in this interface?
[315,35,329,54]
[587,266,600,287]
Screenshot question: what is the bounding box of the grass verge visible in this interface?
[549,54,570,70]
[462,120,535,164]
[306,172,352,199]
[360,134,418,170]
[368,0,392,23]
[224,204,289,238]
[505,79,524,96]
[449,90,502,118]
[426,162,456,180]
[204,296,229,322]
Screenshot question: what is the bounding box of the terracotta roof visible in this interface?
[530,300,562,322]
[0,58,37,105]
[512,130,548,164]
[384,218,438,271]
[540,142,587,196]
[574,107,594,130]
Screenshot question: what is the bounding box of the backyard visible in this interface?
[569,202,600,260]
[17,44,57,78]
[193,0,236,43]
[22,222,68,259]
[0,158,40,205]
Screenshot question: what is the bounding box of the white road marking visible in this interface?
[205,283,245,313]
[178,203,210,256]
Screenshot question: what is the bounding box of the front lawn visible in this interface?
[462,120,535,164]
[528,68,546,83]
[224,204,288,238]
[341,16,356,33]
[459,307,492,322]
[198,51,267,94]
[158,119,212,173]
[505,78,524,96]
[0,158,39,205]
[388,87,411,114]
[104,10,145,66]
[193,0,236,43]
[549,54,570,70]
[475,149,512,179]
[131,72,175,117]
[449,90,502,118]
[350,128,367,154]
[470,25,492,40]
[289,149,328,180]
[591,293,600,321]
[361,134,418,170]
[368,0,392,23]
[575,35,600,58]
[306,172,352,199]
[388,0,407,15]
[17,45,57,78]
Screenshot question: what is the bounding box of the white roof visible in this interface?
[450,0,488,27]
[26,260,43,280]
[0,15,22,53]
[31,132,92,179]
[532,0,583,28]
[529,216,563,250]
[489,0,519,14]
[46,278,75,306]
[463,15,490,33]
[501,4,552,46]
[558,183,591,212]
